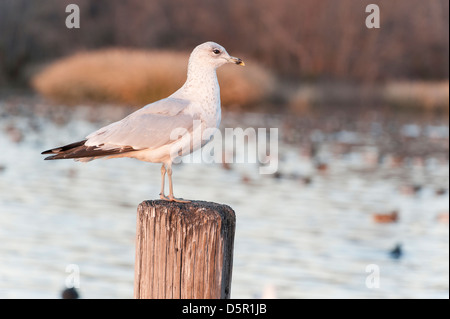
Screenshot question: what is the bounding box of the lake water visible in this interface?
[0,96,448,298]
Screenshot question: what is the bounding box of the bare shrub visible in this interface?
[31,48,275,108]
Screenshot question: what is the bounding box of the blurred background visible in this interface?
[0,0,448,298]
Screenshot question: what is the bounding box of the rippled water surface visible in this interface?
[0,97,448,298]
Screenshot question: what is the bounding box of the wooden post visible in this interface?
[134,200,236,299]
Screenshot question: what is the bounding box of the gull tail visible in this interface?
[41,140,135,161]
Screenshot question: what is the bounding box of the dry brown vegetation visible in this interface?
[0,0,448,86]
[289,81,449,112]
[383,81,450,110]
[31,49,275,108]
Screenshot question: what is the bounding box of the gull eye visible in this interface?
[212,49,221,55]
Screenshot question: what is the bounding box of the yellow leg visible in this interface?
[159,164,169,200]
[166,165,190,203]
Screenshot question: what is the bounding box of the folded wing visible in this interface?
[42,97,196,160]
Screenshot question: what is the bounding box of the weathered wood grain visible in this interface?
[134,200,236,299]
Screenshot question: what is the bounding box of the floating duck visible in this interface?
[61,287,80,299]
[373,210,399,223]
[389,243,402,259]
[437,212,449,224]
[315,162,328,173]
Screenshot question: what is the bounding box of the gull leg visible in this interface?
[159,164,169,200]
[167,165,190,203]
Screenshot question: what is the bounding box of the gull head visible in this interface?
[189,41,245,70]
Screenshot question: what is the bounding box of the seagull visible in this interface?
[42,42,245,202]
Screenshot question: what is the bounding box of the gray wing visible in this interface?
[85,97,195,150]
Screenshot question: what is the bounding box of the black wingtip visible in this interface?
[40,139,136,161]
[41,140,87,157]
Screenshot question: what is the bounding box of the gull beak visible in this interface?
[228,56,245,66]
